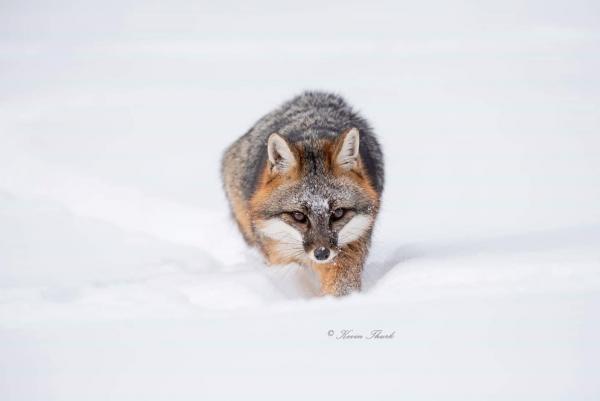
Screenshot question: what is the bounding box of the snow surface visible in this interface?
[1,1,600,399]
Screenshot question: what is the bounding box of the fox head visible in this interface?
[250,128,380,265]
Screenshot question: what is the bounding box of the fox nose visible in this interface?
[313,247,330,261]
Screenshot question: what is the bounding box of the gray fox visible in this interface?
[222,91,384,296]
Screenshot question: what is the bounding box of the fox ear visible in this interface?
[267,133,296,173]
[335,128,360,170]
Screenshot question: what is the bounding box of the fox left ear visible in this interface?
[267,133,297,174]
[335,128,360,170]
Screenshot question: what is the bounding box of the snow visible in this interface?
[1,0,600,399]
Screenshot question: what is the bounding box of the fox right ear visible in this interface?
[267,133,296,174]
[335,127,360,171]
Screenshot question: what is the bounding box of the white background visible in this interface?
[1,1,599,399]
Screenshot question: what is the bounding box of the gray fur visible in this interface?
[222,90,384,259]
[222,91,384,201]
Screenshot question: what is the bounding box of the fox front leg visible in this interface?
[314,247,366,296]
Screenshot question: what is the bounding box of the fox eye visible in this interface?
[332,208,345,220]
[292,211,307,223]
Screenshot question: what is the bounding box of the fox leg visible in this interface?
[314,243,367,296]
[316,264,362,296]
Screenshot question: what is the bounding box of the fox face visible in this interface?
[250,128,379,266]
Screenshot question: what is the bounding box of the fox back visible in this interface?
[221,91,384,295]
